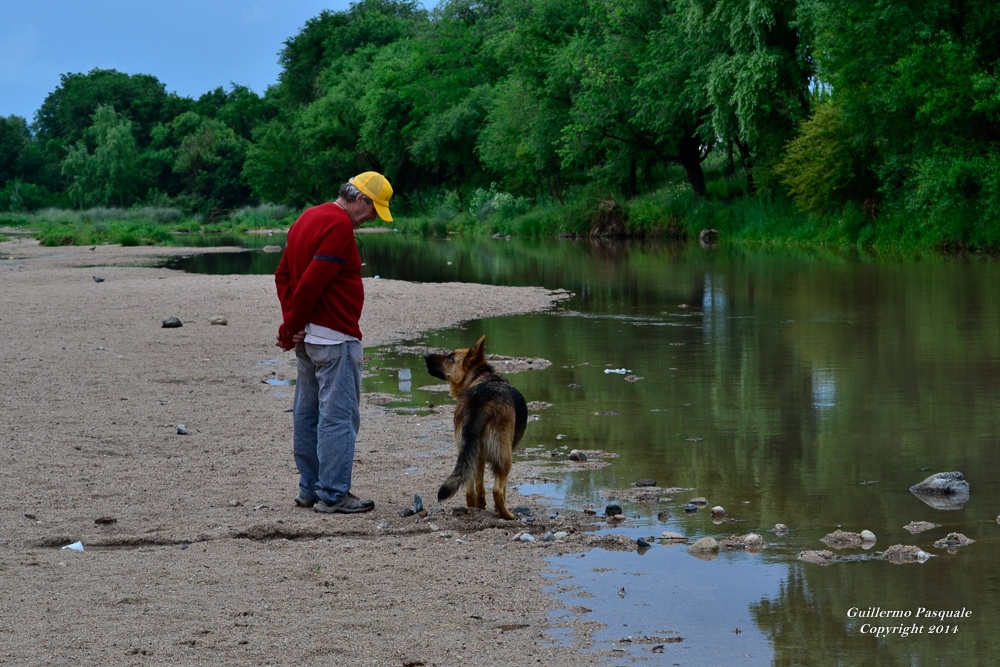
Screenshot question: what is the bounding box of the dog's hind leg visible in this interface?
[474,457,487,509]
[465,457,487,509]
[491,462,515,520]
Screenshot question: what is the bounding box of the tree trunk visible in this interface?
[735,138,757,195]
[627,154,638,197]
[678,134,707,198]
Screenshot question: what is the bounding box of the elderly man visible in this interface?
[274,172,393,513]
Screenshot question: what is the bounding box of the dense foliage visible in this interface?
[1,0,998,250]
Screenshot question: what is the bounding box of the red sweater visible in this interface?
[275,203,364,346]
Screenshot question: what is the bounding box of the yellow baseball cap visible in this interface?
[350,171,393,222]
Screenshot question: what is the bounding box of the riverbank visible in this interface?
[0,239,615,666]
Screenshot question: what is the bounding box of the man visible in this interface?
[274,172,393,513]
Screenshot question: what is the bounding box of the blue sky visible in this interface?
[2,1,430,122]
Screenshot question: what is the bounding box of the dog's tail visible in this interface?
[437,471,466,502]
[438,411,489,502]
[438,442,478,502]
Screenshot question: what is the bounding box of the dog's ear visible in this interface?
[466,335,487,367]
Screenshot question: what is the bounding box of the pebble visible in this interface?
[773,523,790,535]
[568,449,588,462]
[162,317,182,328]
[822,530,864,548]
[634,479,657,487]
[659,531,686,542]
[516,532,536,542]
[636,537,652,549]
[883,545,933,563]
[932,532,974,548]
[605,503,623,517]
[710,506,727,517]
[177,424,188,435]
[860,530,877,543]
[903,521,939,534]
[210,316,228,325]
[683,503,698,513]
[412,494,423,513]
[688,537,719,553]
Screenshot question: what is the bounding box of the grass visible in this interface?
[3,204,296,246]
[4,184,997,257]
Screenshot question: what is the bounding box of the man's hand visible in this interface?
[276,324,305,351]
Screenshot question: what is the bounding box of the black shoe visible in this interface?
[313,492,375,514]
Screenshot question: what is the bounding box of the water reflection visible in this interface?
[171,234,1000,665]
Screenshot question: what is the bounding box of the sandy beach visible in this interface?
[0,238,632,666]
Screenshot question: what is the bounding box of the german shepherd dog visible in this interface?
[424,335,527,520]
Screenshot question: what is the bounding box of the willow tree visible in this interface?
[556,0,713,197]
[60,105,143,208]
[475,0,588,202]
[683,0,813,194]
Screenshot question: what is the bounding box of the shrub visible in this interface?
[468,184,531,221]
[0,180,58,212]
[775,102,877,214]
[229,203,292,226]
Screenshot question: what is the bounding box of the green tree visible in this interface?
[477,77,567,200]
[775,101,877,214]
[0,115,31,184]
[557,0,712,197]
[61,105,143,208]
[276,0,425,107]
[250,0,427,205]
[35,69,178,146]
[166,112,251,217]
[192,84,273,140]
[475,0,589,201]
[363,0,502,200]
[243,118,309,206]
[800,0,1000,238]
[684,0,813,194]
